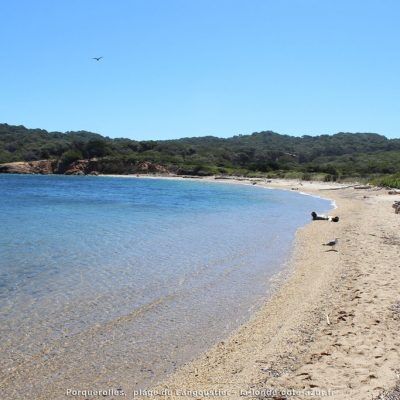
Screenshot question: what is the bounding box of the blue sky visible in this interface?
[1,0,399,139]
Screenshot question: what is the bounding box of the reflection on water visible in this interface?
[0,175,330,396]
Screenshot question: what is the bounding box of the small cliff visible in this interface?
[0,160,57,174]
[0,159,172,176]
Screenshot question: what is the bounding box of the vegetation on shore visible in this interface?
[370,173,400,189]
[1,123,400,187]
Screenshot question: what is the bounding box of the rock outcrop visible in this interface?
[0,159,172,176]
[63,159,91,175]
[0,160,57,174]
[135,161,170,174]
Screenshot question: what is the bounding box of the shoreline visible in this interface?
[143,178,399,400]
[99,172,339,205]
[1,175,399,399]
[0,174,332,400]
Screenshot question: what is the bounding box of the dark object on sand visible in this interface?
[393,201,400,214]
[354,185,371,189]
[323,238,339,251]
[311,211,339,222]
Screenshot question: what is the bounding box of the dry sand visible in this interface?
[143,177,400,400]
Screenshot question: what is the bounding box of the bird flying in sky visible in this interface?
[92,57,103,61]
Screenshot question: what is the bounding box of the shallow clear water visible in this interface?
[0,175,330,394]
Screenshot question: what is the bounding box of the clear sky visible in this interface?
[1,0,399,140]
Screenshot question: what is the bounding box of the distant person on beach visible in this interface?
[311,211,339,222]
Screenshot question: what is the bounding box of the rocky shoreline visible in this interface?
[0,159,170,176]
[0,160,58,175]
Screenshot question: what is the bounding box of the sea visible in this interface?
[0,175,331,395]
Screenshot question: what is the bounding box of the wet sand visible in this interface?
[147,178,400,400]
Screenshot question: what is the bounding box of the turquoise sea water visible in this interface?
[0,175,330,394]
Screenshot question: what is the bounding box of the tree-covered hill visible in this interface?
[1,123,400,179]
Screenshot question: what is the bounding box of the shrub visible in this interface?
[371,173,400,189]
[60,150,83,166]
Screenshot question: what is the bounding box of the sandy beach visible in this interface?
[134,177,400,400]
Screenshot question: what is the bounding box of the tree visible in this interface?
[60,150,82,166]
[85,139,110,158]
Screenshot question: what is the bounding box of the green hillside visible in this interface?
[1,123,400,182]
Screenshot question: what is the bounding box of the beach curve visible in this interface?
[145,178,400,400]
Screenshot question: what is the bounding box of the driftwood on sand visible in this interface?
[354,185,372,189]
[319,185,355,191]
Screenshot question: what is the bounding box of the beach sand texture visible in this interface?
[151,180,400,400]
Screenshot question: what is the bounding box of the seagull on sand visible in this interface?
[323,238,339,252]
[92,56,103,61]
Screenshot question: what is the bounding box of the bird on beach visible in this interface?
[92,56,103,61]
[323,238,339,252]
